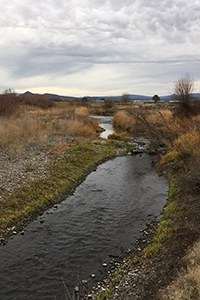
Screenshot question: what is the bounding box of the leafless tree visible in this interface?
[0,88,18,117]
[174,75,194,117]
[120,93,130,104]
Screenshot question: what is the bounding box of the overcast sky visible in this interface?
[0,0,199,96]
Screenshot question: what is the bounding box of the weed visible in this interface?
[128,256,139,268]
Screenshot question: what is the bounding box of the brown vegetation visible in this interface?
[0,102,99,157]
[0,90,19,117]
[113,110,135,134]
[112,98,200,299]
[159,239,200,300]
[174,75,200,117]
[89,101,116,116]
[19,94,55,109]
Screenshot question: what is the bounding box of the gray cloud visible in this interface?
[0,0,199,95]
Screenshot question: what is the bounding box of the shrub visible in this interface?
[33,95,54,109]
[0,90,18,117]
[19,94,54,109]
[174,131,200,159]
[113,110,135,133]
[74,106,89,116]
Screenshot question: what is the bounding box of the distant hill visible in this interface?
[191,93,200,99]
[20,91,200,103]
[23,91,77,102]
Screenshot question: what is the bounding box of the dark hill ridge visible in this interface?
[21,91,200,102]
[23,91,76,102]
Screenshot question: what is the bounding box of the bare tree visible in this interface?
[120,93,130,104]
[174,75,194,117]
[0,88,18,117]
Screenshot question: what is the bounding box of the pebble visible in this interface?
[0,143,58,202]
[74,286,79,293]
[102,263,107,267]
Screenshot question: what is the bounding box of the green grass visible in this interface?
[128,255,140,268]
[144,177,180,258]
[95,287,114,300]
[0,140,131,235]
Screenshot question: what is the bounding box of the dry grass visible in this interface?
[113,110,135,133]
[0,117,47,148]
[53,119,97,137]
[0,103,99,156]
[113,106,180,146]
[155,109,200,299]
[159,240,200,300]
[74,106,89,116]
[174,130,200,157]
[160,123,200,175]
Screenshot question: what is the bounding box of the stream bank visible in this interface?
[0,140,132,244]
[89,156,200,300]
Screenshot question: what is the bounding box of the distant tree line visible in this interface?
[0,89,55,117]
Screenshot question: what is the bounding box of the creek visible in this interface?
[92,115,114,139]
[0,118,168,300]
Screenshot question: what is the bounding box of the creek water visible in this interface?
[0,118,168,300]
[92,116,114,139]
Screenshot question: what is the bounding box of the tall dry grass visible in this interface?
[113,110,135,133]
[113,106,180,146]
[0,103,99,156]
[159,240,200,300]
[160,114,200,175]
[0,117,47,148]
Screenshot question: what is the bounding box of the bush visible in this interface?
[113,110,135,133]
[0,90,18,117]
[19,94,54,109]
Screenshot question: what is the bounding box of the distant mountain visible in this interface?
[20,91,200,103]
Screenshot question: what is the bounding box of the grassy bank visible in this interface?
[92,102,200,299]
[0,139,132,241]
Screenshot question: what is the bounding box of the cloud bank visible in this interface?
[0,0,199,95]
